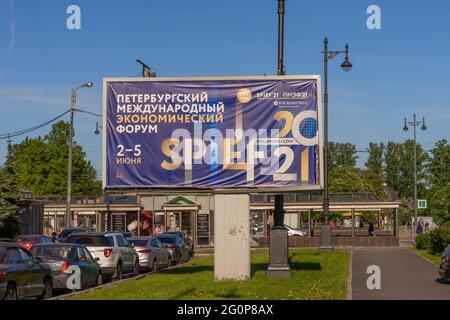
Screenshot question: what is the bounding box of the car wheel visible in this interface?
[116,263,123,280]
[4,283,17,300]
[96,273,103,287]
[133,260,140,276]
[37,277,53,300]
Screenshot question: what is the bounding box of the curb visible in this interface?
[49,273,148,300]
[49,257,207,300]
[409,249,440,267]
[346,249,353,300]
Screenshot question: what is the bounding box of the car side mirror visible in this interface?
[129,242,134,248]
[34,256,42,264]
[94,257,100,262]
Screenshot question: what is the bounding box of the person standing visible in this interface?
[416,220,424,234]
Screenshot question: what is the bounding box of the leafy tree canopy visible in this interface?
[10,121,101,196]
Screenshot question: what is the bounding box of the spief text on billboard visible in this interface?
[103,76,323,191]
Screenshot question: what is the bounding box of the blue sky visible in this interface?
[0,0,449,176]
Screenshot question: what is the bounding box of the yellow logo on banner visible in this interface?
[237,88,252,103]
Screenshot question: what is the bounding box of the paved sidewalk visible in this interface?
[352,248,450,300]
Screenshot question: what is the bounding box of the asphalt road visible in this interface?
[352,248,450,300]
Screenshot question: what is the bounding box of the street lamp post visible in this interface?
[266,0,291,278]
[66,82,94,229]
[320,38,352,251]
[403,114,427,237]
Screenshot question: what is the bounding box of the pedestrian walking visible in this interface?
[416,220,424,234]
[368,222,375,236]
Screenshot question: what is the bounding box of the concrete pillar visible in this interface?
[214,194,251,281]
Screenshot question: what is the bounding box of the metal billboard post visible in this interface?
[266,0,292,278]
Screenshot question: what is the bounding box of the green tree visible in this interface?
[398,139,428,199]
[384,140,427,199]
[0,144,21,237]
[426,139,450,224]
[427,139,450,188]
[384,141,403,193]
[329,166,385,199]
[11,121,101,196]
[365,142,385,176]
[329,142,359,169]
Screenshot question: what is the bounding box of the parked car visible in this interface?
[439,244,450,283]
[30,243,102,291]
[163,232,194,257]
[66,232,139,281]
[57,227,96,243]
[0,243,53,300]
[128,237,171,271]
[284,224,307,237]
[14,234,52,250]
[119,232,135,239]
[155,234,190,264]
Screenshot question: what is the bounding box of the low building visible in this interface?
[18,190,44,235]
[41,192,400,248]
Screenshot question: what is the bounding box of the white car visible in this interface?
[67,232,139,281]
[284,224,307,237]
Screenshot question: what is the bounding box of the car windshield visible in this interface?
[67,236,114,247]
[129,239,148,247]
[30,246,71,261]
[157,237,176,244]
[444,245,450,256]
[0,247,7,263]
[60,229,83,238]
[15,235,39,242]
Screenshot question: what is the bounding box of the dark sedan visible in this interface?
[155,234,190,265]
[30,243,102,291]
[163,232,194,257]
[57,228,96,243]
[0,243,53,300]
[14,235,52,251]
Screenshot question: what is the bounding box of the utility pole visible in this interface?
[319,38,352,251]
[66,89,75,230]
[403,114,427,237]
[66,82,94,230]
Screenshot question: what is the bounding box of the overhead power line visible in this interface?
[0,109,71,140]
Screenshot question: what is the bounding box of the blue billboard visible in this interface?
[103,76,323,190]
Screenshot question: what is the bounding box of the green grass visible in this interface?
[70,249,349,300]
[410,248,442,266]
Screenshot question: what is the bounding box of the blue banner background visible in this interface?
[105,77,321,189]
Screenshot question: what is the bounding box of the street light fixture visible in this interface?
[94,121,102,135]
[403,113,427,238]
[66,82,94,229]
[320,38,352,252]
